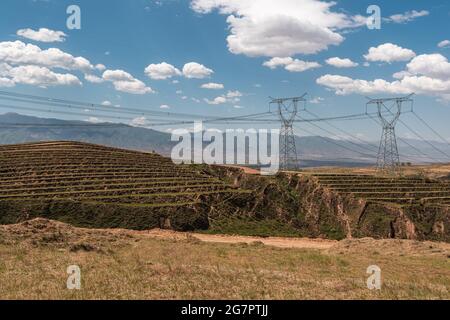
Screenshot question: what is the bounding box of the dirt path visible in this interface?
[144,229,337,250]
[218,165,261,175]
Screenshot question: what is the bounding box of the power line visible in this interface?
[293,122,375,160]
[398,118,450,159]
[411,110,450,147]
[367,114,445,163]
[304,109,380,153]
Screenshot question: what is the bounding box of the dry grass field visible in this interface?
[0,218,448,300]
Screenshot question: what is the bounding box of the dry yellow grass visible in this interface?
[294,162,450,179]
[0,219,448,300]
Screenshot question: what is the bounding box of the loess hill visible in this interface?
[0,141,449,242]
[0,141,248,230]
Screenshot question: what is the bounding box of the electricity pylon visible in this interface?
[270,94,307,170]
[366,94,414,173]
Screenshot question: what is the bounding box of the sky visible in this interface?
[0,0,449,141]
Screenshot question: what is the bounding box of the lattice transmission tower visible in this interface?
[366,94,414,173]
[270,94,307,170]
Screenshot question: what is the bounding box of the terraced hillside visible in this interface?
[0,141,248,230]
[295,172,450,241]
[310,173,450,206]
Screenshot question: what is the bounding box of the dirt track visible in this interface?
[144,229,337,249]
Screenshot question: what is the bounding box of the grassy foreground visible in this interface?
[0,219,449,299]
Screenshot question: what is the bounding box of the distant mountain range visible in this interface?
[1,113,449,167]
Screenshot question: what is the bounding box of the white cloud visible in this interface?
[204,96,228,105]
[317,74,410,95]
[405,54,450,80]
[263,57,321,72]
[325,57,358,68]
[0,77,15,87]
[226,90,242,98]
[201,82,224,89]
[233,105,244,109]
[130,116,148,127]
[160,104,170,109]
[101,100,112,106]
[16,28,67,43]
[384,10,429,24]
[84,74,104,83]
[438,40,450,49]
[204,90,243,105]
[285,60,321,72]
[316,73,450,101]
[310,97,324,104]
[364,43,416,63]
[190,0,365,57]
[102,69,153,94]
[145,62,182,80]
[0,40,94,72]
[182,62,214,79]
[95,64,106,71]
[328,53,450,101]
[87,117,103,123]
[392,71,412,80]
[0,63,81,87]
[263,57,293,69]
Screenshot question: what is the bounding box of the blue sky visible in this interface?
[0,0,449,141]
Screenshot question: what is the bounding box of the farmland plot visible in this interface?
[0,141,249,230]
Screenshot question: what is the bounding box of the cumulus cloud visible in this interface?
[130,116,148,127]
[204,96,227,105]
[438,40,450,49]
[0,77,15,87]
[201,82,224,89]
[364,43,416,63]
[182,62,214,78]
[317,63,450,101]
[405,54,450,80]
[226,90,242,99]
[84,74,104,83]
[0,62,81,87]
[95,64,106,71]
[160,104,170,109]
[317,54,450,100]
[325,57,358,68]
[17,28,67,43]
[87,117,103,123]
[317,74,413,95]
[263,57,321,72]
[384,10,429,24]
[145,62,182,80]
[190,0,365,57]
[204,90,243,105]
[0,40,94,72]
[101,100,112,106]
[102,69,153,94]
